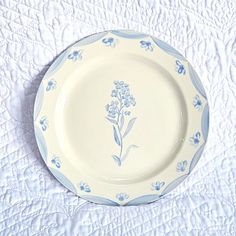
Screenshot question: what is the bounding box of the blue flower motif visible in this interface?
[112,81,136,108]
[193,95,202,110]
[105,101,119,119]
[46,79,56,91]
[151,181,165,191]
[106,81,138,166]
[176,60,186,75]
[102,37,117,47]
[140,40,153,51]
[79,182,91,192]
[189,132,201,146]
[111,90,118,97]
[116,193,129,201]
[51,156,61,168]
[39,116,48,131]
[106,81,136,120]
[124,111,131,116]
[177,160,188,172]
[68,50,82,61]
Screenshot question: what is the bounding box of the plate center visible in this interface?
[55,54,187,184]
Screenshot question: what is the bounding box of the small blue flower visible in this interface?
[46,79,56,91]
[102,37,117,47]
[193,95,202,110]
[79,182,91,192]
[68,50,82,61]
[51,156,61,168]
[116,193,129,201]
[123,98,130,107]
[151,181,165,191]
[106,101,119,119]
[176,60,186,75]
[129,96,136,106]
[39,116,48,131]
[140,40,153,51]
[177,160,188,172]
[111,90,118,97]
[124,111,131,116]
[189,132,201,146]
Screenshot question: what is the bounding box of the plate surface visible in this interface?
[34,30,209,206]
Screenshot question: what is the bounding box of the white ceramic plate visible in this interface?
[34,30,209,206]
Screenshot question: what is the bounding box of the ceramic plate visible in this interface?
[34,30,209,206]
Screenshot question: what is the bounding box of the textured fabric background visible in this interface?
[0,0,236,235]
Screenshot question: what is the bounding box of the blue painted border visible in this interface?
[189,144,205,173]
[74,31,108,47]
[82,195,119,206]
[34,82,44,121]
[44,49,69,78]
[44,32,109,78]
[34,126,47,162]
[201,104,209,141]
[152,37,186,60]
[125,194,160,206]
[160,175,188,196]
[49,167,77,194]
[111,30,148,39]
[188,63,207,99]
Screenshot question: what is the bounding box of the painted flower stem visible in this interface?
[117,123,123,160]
[106,80,137,166]
[117,101,124,161]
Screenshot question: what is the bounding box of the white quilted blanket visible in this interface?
[1,0,236,235]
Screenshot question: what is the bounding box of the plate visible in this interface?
[34,30,209,206]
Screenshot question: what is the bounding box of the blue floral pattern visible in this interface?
[39,116,48,131]
[79,182,91,192]
[34,31,209,205]
[102,37,117,47]
[189,132,201,146]
[177,160,188,172]
[140,40,153,51]
[46,79,56,91]
[151,181,165,191]
[51,156,61,168]
[68,50,82,61]
[116,193,129,201]
[193,95,202,110]
[106,81,138,166]
[176,60,186,75]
